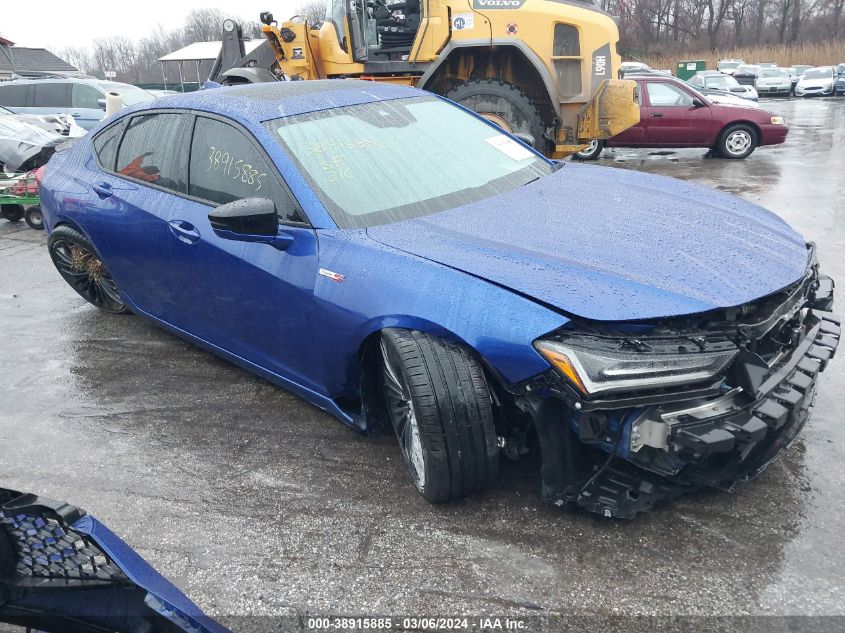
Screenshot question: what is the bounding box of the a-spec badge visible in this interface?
[319,268,346,283]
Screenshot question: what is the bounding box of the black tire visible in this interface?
[47,224,129,314]
[1,204,24,222]
[716,124,757,159]
[24,205,44,231]
[444,79,547,152]
[380,329,499,503]
[573,139,605,160]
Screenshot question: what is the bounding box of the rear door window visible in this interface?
[188,116,304,223]
[93,121,125,171]
[72,84,104,109]
[0,84,29,107]
[116,113,189,193]
[33,83,72,108]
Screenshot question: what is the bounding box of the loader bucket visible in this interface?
[576,78,640,142]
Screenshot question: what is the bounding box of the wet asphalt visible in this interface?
[0,97,843,631]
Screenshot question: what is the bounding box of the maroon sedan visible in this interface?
[576,75,788,160]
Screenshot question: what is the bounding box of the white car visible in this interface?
[619,61,650,78]
[795,66,836,96]
[706,93,762,108]
[754,68,792,96]
[716,59,744,75]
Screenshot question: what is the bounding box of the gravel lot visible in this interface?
[0,96,843,632]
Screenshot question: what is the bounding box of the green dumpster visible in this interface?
[675,60,706,81]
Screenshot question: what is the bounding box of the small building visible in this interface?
[0,37,78,81]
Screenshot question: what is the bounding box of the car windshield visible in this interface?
[268,96,552,229]
[736,65,759,74]
[803,68,833,79]
[718,62,740,70]
[704,74,737,88]
[100,82,155,106]
[759,68,788,78]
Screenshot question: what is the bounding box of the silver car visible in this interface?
[0,77,155,130]
[755,68,792,96]
[795,67,836,97]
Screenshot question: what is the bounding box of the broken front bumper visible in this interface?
[527,259,839,518]
[577,312,840,518]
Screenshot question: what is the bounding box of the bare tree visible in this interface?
[291,1,326,25]
[183,8,227,43]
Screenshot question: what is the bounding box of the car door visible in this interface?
[29,82,73,118]
[607,81,646,146]
[163,114,321,387]
[0,83,31,113]
[81,111,193,318]
[70,83,107,130]
[642,81,713,147]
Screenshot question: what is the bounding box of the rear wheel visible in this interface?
[716,124,757,159]
[24,205,44,230]
[48,225,129,314]
[444,80,547,152]
[379,329,499,503]
[1,204,24,222]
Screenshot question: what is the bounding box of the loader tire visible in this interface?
[380,329,500,503]
[445,80,547,152]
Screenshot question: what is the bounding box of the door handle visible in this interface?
[651,112,664,118]
[71,113,82,118]
[168,220,201,244]
[92,182,113,198]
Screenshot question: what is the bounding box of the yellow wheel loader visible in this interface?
[210,1,639,158]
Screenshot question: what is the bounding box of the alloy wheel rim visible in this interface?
[51,240,125,311]
[580,139,599,156]
[726,130,751,155]
[380,339,426,489]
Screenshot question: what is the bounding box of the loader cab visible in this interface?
[327,0,422,61]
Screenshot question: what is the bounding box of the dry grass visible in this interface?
[635,41,845,72]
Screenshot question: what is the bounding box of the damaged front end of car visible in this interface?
[516,245,839,519]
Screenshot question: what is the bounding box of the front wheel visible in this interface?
[573,139,605,160]
[716,124,757,159]
[379,329,500,503]
[48,225,129,314]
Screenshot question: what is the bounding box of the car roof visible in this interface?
[0,76,132,88]
[141,80,427,122]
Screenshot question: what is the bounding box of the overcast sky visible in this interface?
[4,0,301,51]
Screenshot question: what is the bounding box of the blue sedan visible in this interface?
[38,81,839,518]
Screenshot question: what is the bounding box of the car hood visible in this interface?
[366,164,809,322]
[798,77,833,86]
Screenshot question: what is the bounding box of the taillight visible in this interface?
[35,165,46,187]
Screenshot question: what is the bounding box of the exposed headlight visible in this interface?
[534,338,737,397]
[771,116,785,125]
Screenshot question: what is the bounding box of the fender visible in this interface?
[417,39,561,117]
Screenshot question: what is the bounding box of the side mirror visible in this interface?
[208,197,292,250]
[97,98,106,110]
[691,98,706,108]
